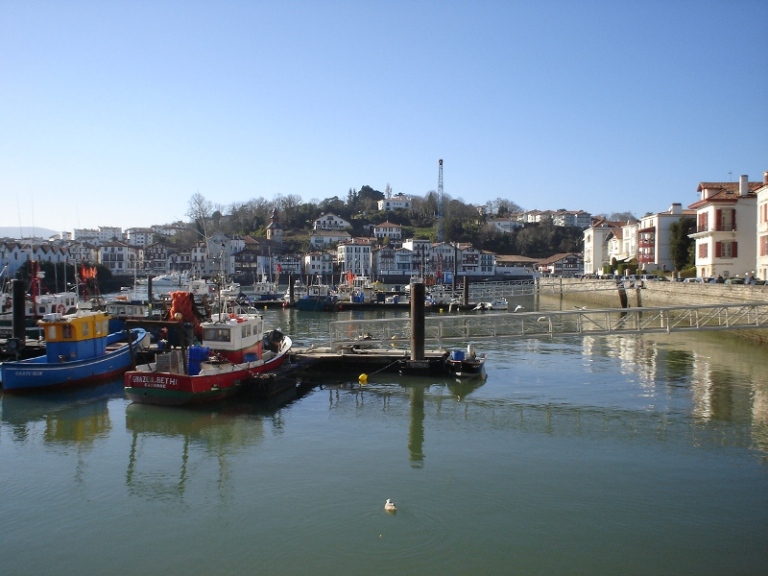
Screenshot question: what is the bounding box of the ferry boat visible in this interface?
[124,293,292,406]
[1,310,147,392]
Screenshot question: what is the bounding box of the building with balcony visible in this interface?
[312,213,351,231]
[689,175,761,279]
[757,173,768,280]
[637,203,696,272]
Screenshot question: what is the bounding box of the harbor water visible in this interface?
[1,301,767,575]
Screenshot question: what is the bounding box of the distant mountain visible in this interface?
[0,226,60,240]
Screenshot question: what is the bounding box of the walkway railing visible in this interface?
[328,302,768,350]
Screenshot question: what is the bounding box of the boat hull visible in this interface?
[124,337,292,406]
[295,297,338,312]
[1,329,146,392]
[446,354,487,378]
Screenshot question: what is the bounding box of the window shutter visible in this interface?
[732,242,738,258]
[715,209,722,231]
[732,209,736,231]
[715,242,722,258]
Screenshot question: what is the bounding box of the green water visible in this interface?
[1,307,766,575]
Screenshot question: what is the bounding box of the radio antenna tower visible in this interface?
[437,159,444,242]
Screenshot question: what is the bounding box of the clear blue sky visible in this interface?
[2,0,767,234]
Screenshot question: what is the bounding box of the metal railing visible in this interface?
[328,302,768,350]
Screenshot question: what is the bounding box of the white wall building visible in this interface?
[689,174,760,279]
[756,173,768,280]
[377,193,412,212]
[313,213,351,231]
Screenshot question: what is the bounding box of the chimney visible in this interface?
[739,174,748,197]
[764,171,768,185]
[670,203,682,215]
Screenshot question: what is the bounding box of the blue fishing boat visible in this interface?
[0,310,147,392]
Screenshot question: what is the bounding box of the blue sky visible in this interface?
[2,0,767,234]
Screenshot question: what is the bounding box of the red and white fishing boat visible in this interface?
[124,292,291,406]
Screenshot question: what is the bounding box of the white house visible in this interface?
[304,251,335,280]
[377,193,412,212]
[74,226,123,242]
[486,218,523,234]
[689,174,760,279]
[638,203,696,272]
[313,213,351,231]
[337,239,373,276]
[309,229,351,248]
[373,221,403,243]
[99,241,142,274]
[756,173,768,280]
[582,218,623,275]
[125,227,155,247]
[552,210,593,229]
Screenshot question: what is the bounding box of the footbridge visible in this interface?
[328,302,768,351]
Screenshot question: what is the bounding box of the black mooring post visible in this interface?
[11,279,26,342]
[462,276,469,306]
[410,282,425,361]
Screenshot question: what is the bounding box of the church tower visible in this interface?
[265,208,283,244]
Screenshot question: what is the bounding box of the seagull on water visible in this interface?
[384,499,397,512]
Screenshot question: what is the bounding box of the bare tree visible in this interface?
[187,192,214,239]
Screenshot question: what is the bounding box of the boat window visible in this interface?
[203,327,231,343]
[48,326,57,340]
[62,324,72,339]
[82,323,89,337]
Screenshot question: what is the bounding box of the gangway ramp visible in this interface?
[328,302,768,350]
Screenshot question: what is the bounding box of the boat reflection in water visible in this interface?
[124,383,313,500]
[0,379,123,444]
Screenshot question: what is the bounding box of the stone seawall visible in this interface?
[537,279,768,344]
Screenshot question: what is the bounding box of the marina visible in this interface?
[0,301,766,575]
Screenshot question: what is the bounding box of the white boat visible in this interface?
[472,297,508,311]
[490,297,508,310]
[136,271,190,294]
[239,275,282,301]
[284,280,308,302]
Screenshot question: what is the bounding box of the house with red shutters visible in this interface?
[689,174,762,279]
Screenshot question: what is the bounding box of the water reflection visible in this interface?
[123,385,311,501]
[1,380,123,445]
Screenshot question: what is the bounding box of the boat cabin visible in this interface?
[200,314,264,364]
[39,311,111,362]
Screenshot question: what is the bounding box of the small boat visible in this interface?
[472,297,508,311]
[445,344,487,378]
[490,297,508,310]
[124,293,292,406]
[295,283,338,312]
[284,280,308,302]
[0,310,147,392]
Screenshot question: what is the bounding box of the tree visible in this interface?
[669,216,696,272]
[187,193,214,240]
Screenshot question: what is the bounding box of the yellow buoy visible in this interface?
[358,373,368,384]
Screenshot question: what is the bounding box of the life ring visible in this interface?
[57,304,65,314]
